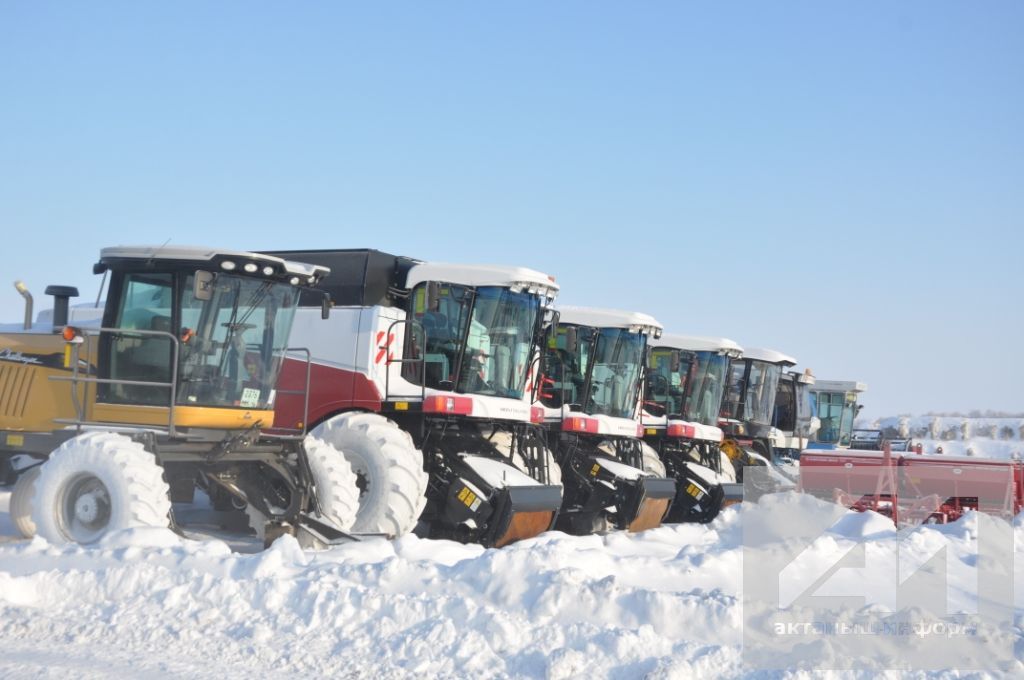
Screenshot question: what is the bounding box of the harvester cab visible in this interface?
[771,368,820,459]
[806,379,867,449]
[0,246,351,547]
[718,346,797,484]
[263,249,564,547]
[641,334,744,520]
[536,307,675,535]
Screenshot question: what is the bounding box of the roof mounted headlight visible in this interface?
[262,265,275,276]
[243,263,259,273]
[289,276,301,285]
[220,260,237,271]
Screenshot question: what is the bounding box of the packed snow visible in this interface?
[2,415,1021,677]
[1,487,1022,678]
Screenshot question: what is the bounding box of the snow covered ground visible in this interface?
[2,488,1022,678]
[861,415,1024,459]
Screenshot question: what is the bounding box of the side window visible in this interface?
[102,273,174,405]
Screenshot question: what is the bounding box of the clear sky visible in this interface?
[1,2,1021,419]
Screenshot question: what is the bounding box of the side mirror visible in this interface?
[321,293,332,320]
[193,270,215,301]
[426,281,441,311]
[564,326,577,353]
[670,349,681,372]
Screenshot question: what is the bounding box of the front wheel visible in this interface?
[312,412,428,537]
[32,432,172,545]
[10,465,41,538]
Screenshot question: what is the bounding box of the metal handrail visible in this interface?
[49,327,181,436]
[383,318,427,405]
[267,347,313,440]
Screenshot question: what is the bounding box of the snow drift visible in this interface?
[2,489,1023,678]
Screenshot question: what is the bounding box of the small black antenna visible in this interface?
[147,238,172,265]
[94,270,108,308]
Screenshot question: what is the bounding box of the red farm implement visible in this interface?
[798,443,1024,525]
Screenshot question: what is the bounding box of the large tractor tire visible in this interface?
[312,412,428,537]
[246,437,360,542]
[32,432,171,545]
[10,465,41,538]
[640,442,667,477]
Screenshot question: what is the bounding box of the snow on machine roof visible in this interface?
[406,262,559,298]
[556,306,662,335]
[812,379,868,393]
[655,333,743,356]
[741,347,797,366]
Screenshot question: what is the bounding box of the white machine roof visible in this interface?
[99,246,329,279]
[742,346,797,366]
[655,333,743,356]
[812,379,868,393]
[405,262,559,298]
[557,306,662,334]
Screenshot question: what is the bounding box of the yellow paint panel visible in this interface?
[91,403,275,429]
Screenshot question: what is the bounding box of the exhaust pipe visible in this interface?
[13,281,32,330]
[44,285,79,330]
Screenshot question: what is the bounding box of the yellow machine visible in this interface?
[1,246,357,546]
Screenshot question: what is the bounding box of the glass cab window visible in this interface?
[683,352,731,426]
[644,347,694,418]
[773,376,797,432]
[815,392,845,444]
[587,328,645,419]
[177,273,298,409]
[404,283,541,399]
[720,361,748,421]
[102,273,175,405]
[541,325,594,409]
[744,361,782,425]
[101,269,300,411]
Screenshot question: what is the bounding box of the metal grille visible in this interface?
[0,364,35,418]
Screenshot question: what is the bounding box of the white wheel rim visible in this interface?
[58,473,113,543]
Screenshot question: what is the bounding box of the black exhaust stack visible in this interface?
[45,285,79,330]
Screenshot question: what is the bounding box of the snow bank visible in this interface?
[1,491,1022,678]
[859,415,1024,459]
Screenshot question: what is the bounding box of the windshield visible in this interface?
[720,359,783,425]
[795,381,815,436]
[644,346,695,417]
[744,361,782,425]
[543,325,646,418]
[813,390,857,445]
[586,327,646,419]
[773,376,796,431]
[177,274,298,409]
[541,325,595,409]
[102,272,299,411]
[405,284,541,399]
[682,352,731,425]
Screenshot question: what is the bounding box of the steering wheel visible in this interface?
[646,373,670,395]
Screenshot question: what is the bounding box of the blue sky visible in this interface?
[1,2,1021,418]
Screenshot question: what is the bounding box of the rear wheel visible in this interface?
[10,466,41,538]
[32,432,171,545]
[246,438,360,542]
[312,412,428,537]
